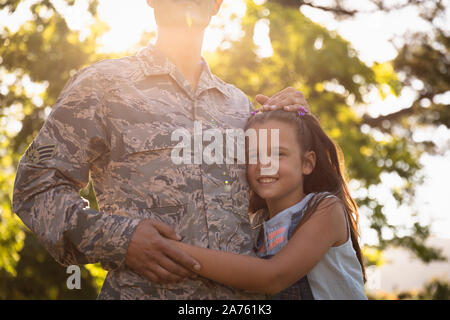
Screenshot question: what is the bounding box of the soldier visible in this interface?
[12,0,309,299]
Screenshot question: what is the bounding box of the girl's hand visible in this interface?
[256,87,308,112]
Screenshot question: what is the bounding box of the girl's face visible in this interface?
[247,119,315,213]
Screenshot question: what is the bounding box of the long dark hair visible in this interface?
[245,109,366,282]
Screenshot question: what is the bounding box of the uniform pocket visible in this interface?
[121,126,192,208]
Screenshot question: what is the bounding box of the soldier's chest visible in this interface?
[105,80,249,165]
[101,80,250,214]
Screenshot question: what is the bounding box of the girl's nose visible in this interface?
[257,158,272,170]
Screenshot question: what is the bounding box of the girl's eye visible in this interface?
[272,152,283,157]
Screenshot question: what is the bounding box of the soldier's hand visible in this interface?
[256,87,308,112]
[125,219,201,284]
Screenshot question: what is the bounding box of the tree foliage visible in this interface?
[0,0,448,298]
[268,0,450,135]
[0,0,107,298]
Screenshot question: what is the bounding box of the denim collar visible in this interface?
[256,193,315,257]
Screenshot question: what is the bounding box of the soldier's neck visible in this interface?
[156,27,205,92]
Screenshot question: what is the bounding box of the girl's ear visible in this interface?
[146,0,154,8]
[302,151,316,175]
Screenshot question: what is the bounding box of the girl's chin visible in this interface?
[255,191,280,201]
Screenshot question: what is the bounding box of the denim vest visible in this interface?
[253,193,324,300]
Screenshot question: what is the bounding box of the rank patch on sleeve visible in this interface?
[25,143,57,164]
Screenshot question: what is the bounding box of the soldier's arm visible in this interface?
[12,69,141,270]
[170,199,344,295]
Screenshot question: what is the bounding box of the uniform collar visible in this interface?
[137,43,230,99]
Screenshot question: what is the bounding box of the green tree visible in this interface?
[0,0,108,299]
[1,0,448,299]
[268,2,450,141]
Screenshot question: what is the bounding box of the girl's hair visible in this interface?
[245,109,366,282]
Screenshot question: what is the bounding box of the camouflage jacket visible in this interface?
[12,44,265,299]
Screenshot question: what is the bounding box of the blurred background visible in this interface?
[0,0,449,299]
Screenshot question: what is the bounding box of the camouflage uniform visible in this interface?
[12,44,265,299]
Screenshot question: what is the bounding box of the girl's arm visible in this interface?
[171,198,347,295]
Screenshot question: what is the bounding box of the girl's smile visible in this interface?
[256,176,279,185]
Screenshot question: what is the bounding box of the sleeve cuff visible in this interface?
[99,215,142,271]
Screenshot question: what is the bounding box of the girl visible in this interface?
[171,108,367,300]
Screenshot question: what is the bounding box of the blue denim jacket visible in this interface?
[253,193,322,300]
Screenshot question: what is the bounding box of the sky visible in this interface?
[1,0,449,244]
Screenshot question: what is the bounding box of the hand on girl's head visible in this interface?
[255,87,309,113]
